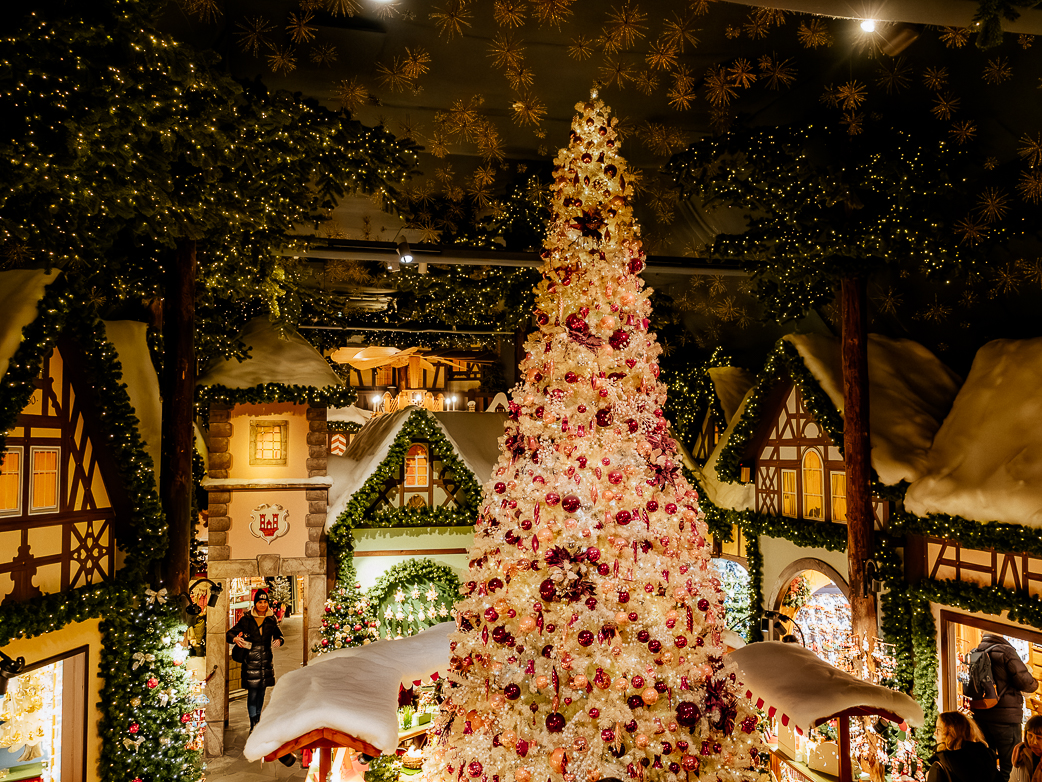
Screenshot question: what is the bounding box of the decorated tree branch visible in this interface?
[424,96,768,782]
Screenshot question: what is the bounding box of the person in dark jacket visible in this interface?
[1009,715,1042,782]
[971,634,1040,782]
[926,711,999,782]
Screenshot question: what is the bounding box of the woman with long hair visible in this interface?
[1009,715,1042,782]
[927,711,999,782]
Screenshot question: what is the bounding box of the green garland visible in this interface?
[744,533,765,642]
[890,508,1042,560]
[328,420,364,434]
[195,381,358,421]
[327,409,482,569]
[908,591,940,761]
[364,754,403,781]
[663,348,733,457]
[361,558,460,639]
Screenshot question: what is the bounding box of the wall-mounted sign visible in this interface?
[249,504,289,544]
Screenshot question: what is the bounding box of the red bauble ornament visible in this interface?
[546,712,566,733]
[129,723,139,734]
[147,678,158,689]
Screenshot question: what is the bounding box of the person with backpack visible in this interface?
[965,634,1039,782]
[926,711,999,782]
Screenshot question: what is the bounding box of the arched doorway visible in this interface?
[772,560,853,669]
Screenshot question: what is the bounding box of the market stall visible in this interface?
[243,621,453,777]
[729,642,924,782]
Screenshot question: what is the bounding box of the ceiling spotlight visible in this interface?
[860,19,876,32]
[397,239,413,264]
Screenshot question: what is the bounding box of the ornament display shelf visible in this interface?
[768,743,841,782]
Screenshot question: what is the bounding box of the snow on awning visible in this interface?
[243,622,453,762]
[728,642,924,735]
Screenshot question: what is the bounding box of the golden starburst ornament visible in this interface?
[834,80,867,110]
[1018,169,1042,203]
[287,11,317,43]
[430,0,472,40]
[983,57,1012,85]
[842,111,864,136]
[310,43,338,66]
[602,3,648,51]
[728,58,757,89]
[758,54,796,89]
[991,262,1020,296]
[1020,33,1035,48]
[477,122,506,162]
[494,0,526,27]
[489,32,526,70]
[977,187,1009,223]
[949,120,977,145]
[633,70,659,95]
[938,26,970,48]
[1018,132,1042,167]
[704,65,737,107]
[798,18,832,48]
[1018,256,1042,287]
[336,77,369,113]
[954,216,988,245]
[236,16,273,56]
[662,11,700,51]
[266,44,297,75]
[646,38,679,70]
[377,57,414,92]
[531,0,575,29]
[875,57,911,95]
[599,57,634,89]
[922,66,948,91]
[742,12,770,40]
[511,94,547,126]
[874,287,903,316]
[404,48,431,79]
[506,63,535,90]
[568,35,595,60]
[931,92,960,121]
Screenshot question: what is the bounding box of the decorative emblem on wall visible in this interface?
[329,433,348,456]
[249,504,290,544]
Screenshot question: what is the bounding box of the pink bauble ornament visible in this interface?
[613,677,629,692]
[501,729,518,747]
[641,687,659,705]
[550,748,567,773]
[515,769,531,782]
[490,694,506,709]
[635,734,650,748]
[519,616,537,633]
[535,675,550,689]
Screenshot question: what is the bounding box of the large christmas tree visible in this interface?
[424,96,767,782]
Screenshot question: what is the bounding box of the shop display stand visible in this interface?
[264,728,381,781]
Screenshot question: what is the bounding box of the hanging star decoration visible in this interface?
[950,120,977,145]
[931,92,960,120]
[1018,169,1042,203]
[494,0,526,27]
[1018,132,1042,167]
[531,0,575,29]
[568,35,595,60]
[835,81,868,110]
[633,70,659,95]
[600,57,634,89]
[922,66,949,91]
[430,0,472,40]
[798,18,833,48]
[728,58,757,88]
[310,43,338,66]
[286,10,317,43]
[874,287,903,316]
[602,2,648,52]
[266,43,297,75]
[939,27,971,48]
[759,54,796,89]
[327,0,362,16]
[991,262,1020,296]
[977,187,1009,222]
[235,16,273,56]
[954,216,988,245]
[983,56,1012,85]
[489,31,526,70]
[704,65,737,107]
[336,77,369,112]
[511,94,547,126]
[662,10,701,51]
[646,38,678,71]
[875,57,911,95]
[1018,257,1042,287]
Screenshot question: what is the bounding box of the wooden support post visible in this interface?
[838,715,852,782]
[321,746,332,782]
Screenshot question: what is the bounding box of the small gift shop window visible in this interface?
[250,420,288,465]
[0,646,88,782]
[939,610,1042,717]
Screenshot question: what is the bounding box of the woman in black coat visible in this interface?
[926,711,999,782]
[227,590,285,732]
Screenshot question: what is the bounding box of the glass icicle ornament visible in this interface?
[424,96,769,782]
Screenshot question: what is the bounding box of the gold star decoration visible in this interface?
[1018,256,1042,287]
[599,57,634,89]
[327,259,375,284]
[404,48,431,79]
[494,0,526,27]
[370,0,401,20]
[266,44,297,75]
[873,286,903,316]
[1020,33,1035,49]
[435,165,455,184]
[602,3,648,52]
[568,35,595,60]
[669,65,697,109]
[742,12,770,40]
[704,65,737,107]
[633,70,659,95]
[922,66,949,91]
[991,262,1020,296]
[445,184,464,202]
[477,122,505,162]
[758,54,796,90]
[326,0,362,16]
[430,0,472,40]
[954,215,988,245]
[646,38,679,71]
[236,16,273,56]
[835,81,867,110]
[931,92,960,121]
[531,0,575,29]
[713,295,741,322]
[506,63,534,90]
[1018,169,1042,203]
[489,32,526,71]
[182,0,221,23]
[1018,132,1042,167]
[397,115,421,141]
[336,77,369,112]
[797,18,832,49]
[724,25,741,40]
[688,0,715,14]
[511,94,547,126]
[467,181,493,208]
[939,26,970,48]
[409,181,436,206]
[310,43,338,66]
[949,120,977,145]
[728,58,757,89]
[918,296,952,323]
[983,56,1012,85]
[440,95,484,141]
[977,187,1009,222]
[819,83,839,108]
[841,111,864,136]
[428,130,450,158]
[875,57,911,95]
[662,11,701,52]
[376,57,414,92]
[286,11,317,43]
[473,165,497,188]
[640,122,687,156]
[414,216,442,244]
[984,156,999,170]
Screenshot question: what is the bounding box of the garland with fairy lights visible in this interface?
[98,595,206,782]
[663,348,734,457]
[195,382,357,420]
[327,409,482,575]
[891,508,1042,559]
[362,558,460,640]
[328,420,364,434]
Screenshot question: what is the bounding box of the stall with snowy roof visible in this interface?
[895,336,1042,719]
[0,269,169,779]
[693,333,959,642]
[196,316,357,757]
[692,364,754,466]
[730,642,924,782]
[320,406,505,647]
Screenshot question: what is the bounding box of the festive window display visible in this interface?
[0,447,21,514]
[801,450,823,520]
[831,473,847,523]
[405,444,430,488]
[250,420,288,465]
[0,661,64,781]
[792,579,853,670]
[421,97,768,782]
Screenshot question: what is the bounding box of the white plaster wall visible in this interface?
[352,526,474,589]
[757,534,849,612]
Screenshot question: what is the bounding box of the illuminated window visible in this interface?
[375,365,395,386]
[405,444,429,487]
[250,421,288,465]
[831,472,848,522]
[781,469,797,518]
[0,447,22,515]
[30,446,60,513]
[802,450,824,520]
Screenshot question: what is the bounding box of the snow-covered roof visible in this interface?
[729,641,924,734]
[708,365,755,424]
[243,622,453,761]
[328,404,374,426]
[0,269,61,385]
[325,407,507,530]
[905,337,1042,527]
[784,333,960,486]
[197,317,343,391]
[102,321,163,475]
[695,386,756,512]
